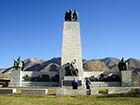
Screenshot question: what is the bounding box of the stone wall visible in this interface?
[10,71,59,87]
[21,82,59,87]
[84,71,120,79]
[84,71,104,79]
[22,71,58,78]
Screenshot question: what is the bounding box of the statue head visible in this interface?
[70,9,72,12]
[17,57,21,62]
[121,57,124,62]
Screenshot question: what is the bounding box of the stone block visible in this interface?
[90,89,99,95]
[63,80,82,86]
[56,88,99,95]
[121,71,132,87]
[21,89,48,94]
[64,76,79,80]
[56,88,65,95]
[91,82,121,87]
[65,89,87,95]
[0,88,16,94]
[21,82,59,87]
[108,87,131,94]
[10,70,22,87]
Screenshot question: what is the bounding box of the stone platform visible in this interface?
[108,87,131,94]
[56,88,98,95]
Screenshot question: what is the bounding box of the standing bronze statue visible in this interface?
[65,9,78,21]
[118,57,127,71]
[13,57,25,71]
[72,10,78,21]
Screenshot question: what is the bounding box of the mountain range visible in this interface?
[1,57,140,74]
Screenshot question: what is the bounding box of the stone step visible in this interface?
[56,88,98,95]
[21,89,48,94]
[0,88,16,94]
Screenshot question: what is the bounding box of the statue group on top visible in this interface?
[118,57,128,71]
[65,59,78,76]
[13,57,25,71]
[65,9,78,21]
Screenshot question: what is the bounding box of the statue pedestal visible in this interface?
[62,76,82,86]
[121,70,132,87]
[10,69,22,87]
[64,76,79,80]
[61,76,82,86]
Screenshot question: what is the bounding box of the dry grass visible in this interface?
[0,94,140,105]
[0,87,140,105]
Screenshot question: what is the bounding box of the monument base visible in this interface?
[56,88,99,95]
[62,80,82,86]
[9,70,22,87]
[64,76,79,80]
[62,76,82,86]
[121,70,132,87]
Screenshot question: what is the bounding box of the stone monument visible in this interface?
[60,10,83,86]
[118,58,132,86]
[10,57,24,87]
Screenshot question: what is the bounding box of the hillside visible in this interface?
[83,60,109,71]
[127,58,140,72]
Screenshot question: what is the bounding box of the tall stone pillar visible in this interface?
[60,21,84,86]
[10,69,22,87]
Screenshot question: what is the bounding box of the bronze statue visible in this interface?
[118,58,127,71]
[65,9,78,21]
[13,57,25,71]
[65,59,78,76]
[72,10,78,21]
[65,10,72,21]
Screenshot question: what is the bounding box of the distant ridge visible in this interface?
[1,57,140,73]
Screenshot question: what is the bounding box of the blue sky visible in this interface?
[0,0,140,67]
